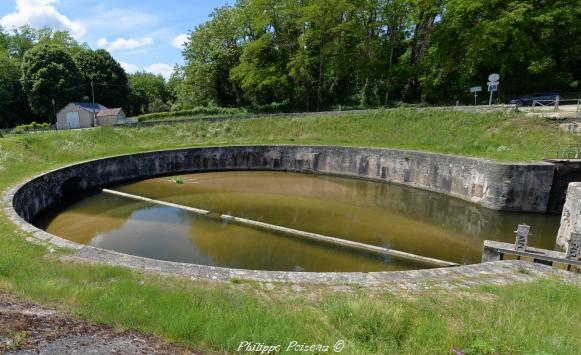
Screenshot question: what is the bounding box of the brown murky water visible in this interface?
[35,171,560,272]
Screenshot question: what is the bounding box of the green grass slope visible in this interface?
[0,109,580,353]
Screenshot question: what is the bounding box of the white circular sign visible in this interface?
[488,73,500,81]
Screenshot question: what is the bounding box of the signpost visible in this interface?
[487,73,500,106]
[470,86,482,105]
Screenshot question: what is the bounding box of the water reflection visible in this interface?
[35,171,560,272]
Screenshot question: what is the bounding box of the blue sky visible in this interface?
[0,0,230,78]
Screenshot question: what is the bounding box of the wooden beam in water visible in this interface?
[103,188,459,268]
[103,189,212,216]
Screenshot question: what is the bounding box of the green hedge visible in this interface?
[135,107,247,122]
[13,121,52,134]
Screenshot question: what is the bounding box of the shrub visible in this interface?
[135,106,247,122]
[250,100,291,113]
[12,121,52,134]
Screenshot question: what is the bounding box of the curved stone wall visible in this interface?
[3,145,562,283]
[11,145,555,223]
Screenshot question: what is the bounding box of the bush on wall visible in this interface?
[135,106,247,122]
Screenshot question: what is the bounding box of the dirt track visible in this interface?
[0,293,200,354]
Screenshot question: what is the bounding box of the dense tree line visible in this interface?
[0,26,170,128]
[173,0,580,110]
[1,1,579,127]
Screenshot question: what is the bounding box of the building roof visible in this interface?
[70,102,108,112]
[97,107,124,117]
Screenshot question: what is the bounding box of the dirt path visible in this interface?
[0,293,201,354]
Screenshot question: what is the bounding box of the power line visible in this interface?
[1,81,130,106]
[0,96,32,105]
[61,82,90,92]
[0,82,91,105]
[93,82,128,88]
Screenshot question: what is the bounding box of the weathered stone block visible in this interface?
[557,182,581,250]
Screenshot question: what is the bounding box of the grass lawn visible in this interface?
[1,108,580,353]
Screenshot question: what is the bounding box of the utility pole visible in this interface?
[51,98,56,130]
[90,80,96,126]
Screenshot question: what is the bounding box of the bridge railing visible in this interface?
[482,225,580,273]
[532,98,581,115]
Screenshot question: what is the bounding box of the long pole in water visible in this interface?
[102,188,459,268]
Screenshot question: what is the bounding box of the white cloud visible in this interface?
[145,63,173,79]
[171,33,189,49]
[0,0,86,39]
[120,61,139,74]
[96,36,153,51]
[96,37,108,47]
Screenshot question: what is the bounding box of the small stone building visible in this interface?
[56,102,106,130]
[56,102,128,129]
[96,108,127,126]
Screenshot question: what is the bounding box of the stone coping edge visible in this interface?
[1,192,572,285]
[0,145,565,286]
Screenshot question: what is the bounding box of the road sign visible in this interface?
[487,74,500,106]
[470,86,482,105]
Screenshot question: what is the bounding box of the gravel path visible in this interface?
[0,293,200,354]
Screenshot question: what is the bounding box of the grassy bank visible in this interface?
[134,106,247,122]
[2,109,580,170]
[1,108,580,353]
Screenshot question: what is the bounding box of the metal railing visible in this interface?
[532,99,557,111]
[532,98,581,116]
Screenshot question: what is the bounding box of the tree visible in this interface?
[20,44,83,119]
[36,28,89,57]
[162,0,581,109]
[74,49,129,108]
[181,6,242,107]
[422,0,581,102]
[0,27,9,52]
[230,33,291,106]
[382,0,412,105]
[4,26,35,61]
[3,26,87,61]
[400,0,444,102]
[127,72,170,115]
[299,0,355,109]
[0,51,32,128]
